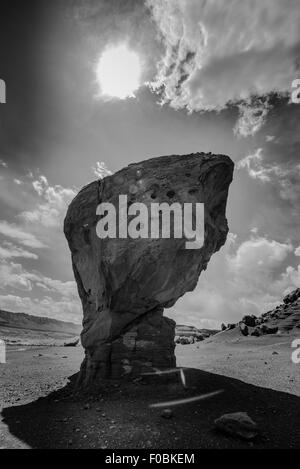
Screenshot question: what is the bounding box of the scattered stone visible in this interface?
[161,409,173,419]
[214,412,258,440]
[272,351,278,355]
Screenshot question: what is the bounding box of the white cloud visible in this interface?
[234,100,272,138]
[238,149,300,204]
[147,0,300,133]
[0,159,7,168]
[0,257,80,322]
[0,254,78,297]
[170,234,298,328]
[295,247,300,256]
[266,135,275,142]
[0,293,81,324]
[0,261,33,291]
[92,161,112,179]
[0,220,46,249]
[20,175,76,228]
[13,178,23,185]
[0,241,38,260]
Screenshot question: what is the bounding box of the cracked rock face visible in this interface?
[64,153,234,385]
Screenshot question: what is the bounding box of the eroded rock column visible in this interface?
[64,152,234,385]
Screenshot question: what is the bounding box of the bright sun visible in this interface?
[96,44,142,99]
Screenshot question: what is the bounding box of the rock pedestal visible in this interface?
[64,153,234,385]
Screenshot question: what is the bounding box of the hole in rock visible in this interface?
[188,188,198,195]
[166,190,175,198]
[83,228,91,245]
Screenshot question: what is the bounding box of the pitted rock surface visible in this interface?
[64,153,234,384]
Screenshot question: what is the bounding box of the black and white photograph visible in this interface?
[0,0,300,454]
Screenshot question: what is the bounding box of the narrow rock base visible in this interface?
[76,309,176,387]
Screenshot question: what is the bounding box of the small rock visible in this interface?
[161,409,173,419]
[214,412,258,440]
[272,351,278,355]
[251,327,261,337]
[239,322,249,336]
[83,403,90,410]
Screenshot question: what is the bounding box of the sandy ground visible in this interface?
[179,330,300,397]
[0,332,299,449]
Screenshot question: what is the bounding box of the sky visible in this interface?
[0,0,299,328]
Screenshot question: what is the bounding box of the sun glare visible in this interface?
[96,44,142,99]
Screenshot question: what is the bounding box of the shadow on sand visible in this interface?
[2,368,300,449]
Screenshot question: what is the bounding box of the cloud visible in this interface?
[170,233,298,328]
[295,247,300,256]
[0,257,80,321]
[238,148,300,205]
[0,241,38,260]
[92,161,112,179]
[234,99,272,138]
[147,0,300,133]
[0,261,33,291]
[0,220,46,248]
[0,159,7,168]
[20,175,76,228]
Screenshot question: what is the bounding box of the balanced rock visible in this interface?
[64,153,234,385]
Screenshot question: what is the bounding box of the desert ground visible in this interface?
[0,330,299,449]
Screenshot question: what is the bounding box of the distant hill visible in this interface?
[175,324,218,338]
[0,309,81,335]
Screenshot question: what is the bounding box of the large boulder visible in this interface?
[64,153,234,385]
[214,412,258,440]
[242,315,257,327]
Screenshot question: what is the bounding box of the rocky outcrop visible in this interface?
[64,153,234,385]
[260,288,300,332]
[222,288,300,339]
